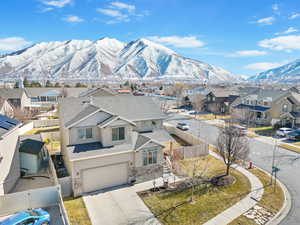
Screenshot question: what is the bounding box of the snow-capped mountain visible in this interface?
[0,37,239,82]
[249,59,300,82]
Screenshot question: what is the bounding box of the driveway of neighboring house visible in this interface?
[83,179,169,225]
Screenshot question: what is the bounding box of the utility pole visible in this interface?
[271,139,279,192]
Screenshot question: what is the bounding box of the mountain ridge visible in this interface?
[249,59,300,82]
[0,37,239,83]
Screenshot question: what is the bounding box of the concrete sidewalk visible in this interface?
[204,152,264,225]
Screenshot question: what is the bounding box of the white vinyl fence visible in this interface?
[0,186,59,216]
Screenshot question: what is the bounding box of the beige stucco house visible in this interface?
[59,95,173,197]
[233,89,300,127]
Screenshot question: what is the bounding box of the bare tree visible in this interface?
[191,94,205,114]
[61,87,68,98]
[216,125,250,176]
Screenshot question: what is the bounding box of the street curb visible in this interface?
[254,167,292,225]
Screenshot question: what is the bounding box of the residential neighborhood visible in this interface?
[0,82,296,225]
[4,0,300,224]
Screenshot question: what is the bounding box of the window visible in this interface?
[78,127,93,139]
[112,127,125,141]
[264,101,268,106]
[143,150,158,166]
[282,104,288,112]
[40,96,47,102]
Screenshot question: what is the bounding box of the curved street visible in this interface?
[167,113,300,225]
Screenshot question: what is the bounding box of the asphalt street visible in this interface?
[166,113,300,225]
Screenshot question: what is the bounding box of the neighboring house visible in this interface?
[19,134,49,175]
[59,95,172,197]
[79,87,117,97]
[233,89,300,127]
[0,114,21,195]
[0,97,14,117]
[203,88,239,114]
[0,88,30,109]
[24,88,88,109]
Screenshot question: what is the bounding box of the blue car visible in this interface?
[1,208,50,225]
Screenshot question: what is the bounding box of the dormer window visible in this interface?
[112,127,125,141]
[282,104,288,113]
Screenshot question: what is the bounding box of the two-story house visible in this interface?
[59,95,172,197]
[233,89,300,127]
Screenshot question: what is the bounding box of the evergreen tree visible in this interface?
[23,78,30,87]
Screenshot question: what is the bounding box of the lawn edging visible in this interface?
[279,143,300,154]
[259,167,292,225]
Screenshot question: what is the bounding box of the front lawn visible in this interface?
[141,155,251,225]
[229,168,284,225]
[248,127,275,136]
[64,197,92,225]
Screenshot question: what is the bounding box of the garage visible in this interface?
[82,163,129,193]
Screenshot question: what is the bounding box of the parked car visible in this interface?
[176,122,189,130]
[276,127,294,137]
[1,208,50,225]
[231,125,247,136]
[286,130,300,141]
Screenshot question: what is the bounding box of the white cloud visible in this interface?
[64,15,84,23]
[147,36,205,48]
[272,3,280,15]
[42,0,72,8]
[228,50,268,57]
[259,35,300,51]
[96,8,129,23]
[289,13,300,20]
[97,1,147,24]
[0,37,32,51]
[40,7,54,12]
[255,16,275,25]
[245,62,283,71]
[275,27,298,35]
[110,2,135,12]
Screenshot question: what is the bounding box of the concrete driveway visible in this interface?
[83,182,162,225]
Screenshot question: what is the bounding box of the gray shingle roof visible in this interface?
[79,88,116,97]
[65,104,100,127]
[0,88,24,99]
[60,95,167,127]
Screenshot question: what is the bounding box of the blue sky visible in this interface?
[1,0,300,76]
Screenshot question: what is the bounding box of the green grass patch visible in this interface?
[249,127,275,136]
[64,197,92,225]
[142,155,251,225]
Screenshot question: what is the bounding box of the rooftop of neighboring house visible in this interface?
[24,87,89,98]
[0,88,24,99]
[0,97,6,109]
[59,95,167,127]
[19,134,44,155]
[243,89,289,102]
[78,87,117,97]
[0,114,20,137]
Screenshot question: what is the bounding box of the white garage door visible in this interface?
[82,163,128,193]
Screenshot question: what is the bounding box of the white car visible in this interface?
[176,122,189,130]
[276,127,294,137]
